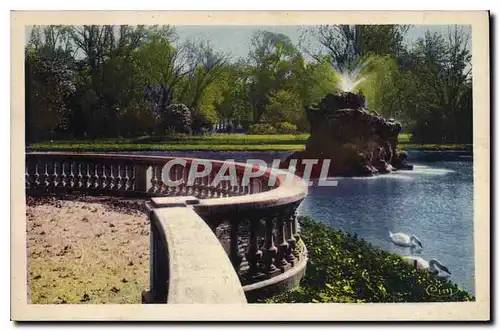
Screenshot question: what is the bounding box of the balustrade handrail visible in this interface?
[25,152,308,209]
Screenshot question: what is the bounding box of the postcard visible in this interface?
[11,10,490,321]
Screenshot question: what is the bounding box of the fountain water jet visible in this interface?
[334,61,368,92]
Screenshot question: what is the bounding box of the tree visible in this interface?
[246,30,301,122]
[215,63,254,125]
[263,89,302,124]
[177,39,230,110]
[407,26,472,143]
[304,25,411,71]
[25,46,76,142]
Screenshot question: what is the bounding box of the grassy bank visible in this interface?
[264,217,474,303]
[27,133,471,152]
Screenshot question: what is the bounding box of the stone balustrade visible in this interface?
[25,152,309,303]
[25,153,271,197]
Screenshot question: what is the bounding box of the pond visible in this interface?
[299,157,475,296]
[96,149,476,295]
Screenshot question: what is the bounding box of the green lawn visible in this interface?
[27,132,471,152]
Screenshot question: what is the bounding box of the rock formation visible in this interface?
[283,91,413,177]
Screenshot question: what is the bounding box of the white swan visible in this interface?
[389,231,423,248]
[402,256,451,276]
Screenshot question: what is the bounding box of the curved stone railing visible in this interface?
[143,205,248,304]
[25,152,309,303]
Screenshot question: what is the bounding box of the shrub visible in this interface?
[274,122,298,134]
[160,104,192,134]
[248,123,277,135]
[264,216,474,303]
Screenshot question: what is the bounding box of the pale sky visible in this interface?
[172,25,472,59]
[25,25,472,60]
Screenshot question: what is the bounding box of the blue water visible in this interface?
[109,149,476,295]
[298,160,475,295]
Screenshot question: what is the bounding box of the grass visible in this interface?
[264,217,474,303]
[27,132,471,152]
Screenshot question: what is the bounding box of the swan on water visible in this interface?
[402,256,451,276]
[389,231,423,248]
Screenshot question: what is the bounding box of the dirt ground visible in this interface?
[26,195,150,304]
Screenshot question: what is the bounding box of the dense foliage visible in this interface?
[25,25,472,145]
[265,217,474,303]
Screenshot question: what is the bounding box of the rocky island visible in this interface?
[284,91,413,178]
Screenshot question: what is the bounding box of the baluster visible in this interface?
[99,164,105,189]
[35,162,42,189]
[130,165,136,191]
[263,215,279,276]
[179,166,186,195]
[39,163,48,189]
[107,164,115,190]
[115,164,122,190]
[286,207,298,265]
[104,164,111,189]
[246,215,264,277]
[102,164,108,189]
[231,179,241,195]
[169,165,177,196]
[196,175,202,198]
[34,163,40,187]
[27,161,36,189]
[52,161,59,189]
[198,176,205,198]
[89,163,98,189]
[75,163,83,189]
[157,164,165,194]
[183,165,190,195]
[60,161,68,188]
[163,165,172,195]
[177,164,183,195]
[276,208,290,271]
[229,217,243,272]
[219,180,225,197]
[176,166,184,196]
[193,177,205,197]
[123,165,131,190]
[68,162,76,189]
[82,163,90,189]
[238,178,244,195]
[94,163,100,188]
[213,176,219,197]
[223,180,229,197]
[291,208,301,259]
[25,163,30,190]
[115,164,121,190]
[198,177,204,197]
[100,163,106,189]
[205,171,212,198]
[205,175,211,198]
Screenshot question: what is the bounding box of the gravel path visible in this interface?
[26,195,150,304]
